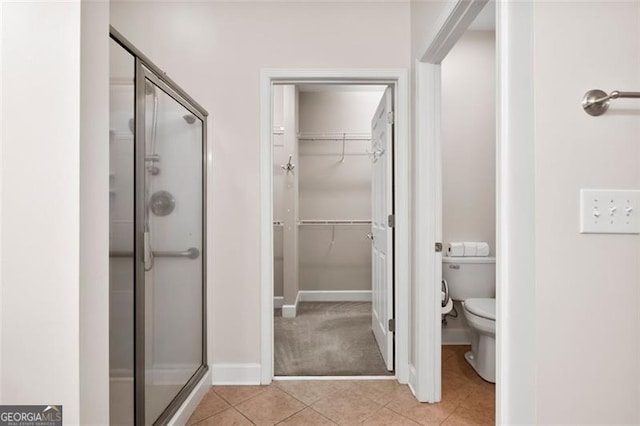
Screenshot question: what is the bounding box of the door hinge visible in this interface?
[388,318,395,333]
[435,242,443,252]
[388,214,395,228]
[387,111,395,124]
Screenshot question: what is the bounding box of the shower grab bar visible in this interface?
[582,89,640,116]
[110,247,200,259]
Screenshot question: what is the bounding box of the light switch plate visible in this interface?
[580,189,640,234]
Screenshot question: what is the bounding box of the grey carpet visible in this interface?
[274,302,393,376]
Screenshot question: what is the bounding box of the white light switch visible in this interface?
[580,189,640,234]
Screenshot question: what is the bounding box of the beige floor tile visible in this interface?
[441,374,480,403]
[442,353,485,386]
[274,380,336,405]
[440,404,494,426]
[187,389,231,425]
[311,389,381,425]
[278,407,336,425]
[345,380,405,406]
[386,386,459,425]
[460,384,495,412]
[235,387,305,425]
[194,408,253,426]
[214,385,269,406]
[442,346,460,361]
[361,407,422,425]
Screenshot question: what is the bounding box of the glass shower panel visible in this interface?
[109,38,135,426]
[143,79,203,425]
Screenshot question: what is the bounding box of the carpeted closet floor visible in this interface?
[274,302,394,376]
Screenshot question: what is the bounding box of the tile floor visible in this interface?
[187,346,494,425]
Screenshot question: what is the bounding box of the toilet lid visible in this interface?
[464,298,495,321]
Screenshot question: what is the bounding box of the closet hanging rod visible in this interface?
[582,89,640,116]
[298,220,371,225]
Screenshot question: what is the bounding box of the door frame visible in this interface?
[413,0,535,422]
[259,69,409,384]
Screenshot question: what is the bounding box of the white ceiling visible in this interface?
[468,1,495,31]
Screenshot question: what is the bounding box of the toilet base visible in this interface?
[464,332,495,383]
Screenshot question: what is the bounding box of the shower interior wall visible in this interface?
[273,86,386,300]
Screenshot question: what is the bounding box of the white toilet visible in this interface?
[442,256,496,383]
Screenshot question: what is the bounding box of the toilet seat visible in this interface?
[464,298,495,321]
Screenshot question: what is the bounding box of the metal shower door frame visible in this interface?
[111,26,209,426]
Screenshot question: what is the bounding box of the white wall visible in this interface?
[532,2,640,423]
[298,90,383,292]
[1,1,110,423]
[442,30,495,255]
[80,1,110,423]
[110,0,411,369]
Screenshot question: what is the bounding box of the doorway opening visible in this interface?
[259,70,409,384]
[439,3,496,423]
[272,84,394,377]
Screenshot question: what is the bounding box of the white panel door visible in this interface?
[371,87,394,371]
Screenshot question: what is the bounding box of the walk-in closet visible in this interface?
[272,84,393,376]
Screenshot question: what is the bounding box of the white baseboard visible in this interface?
[442,328,472,345]
[168,369,211,426]
[274,296,284,309]
[212,363,261,385]
[298,290,372,302]
[282,292,300,318]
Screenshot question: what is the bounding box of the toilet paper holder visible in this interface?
[442,279,450,308]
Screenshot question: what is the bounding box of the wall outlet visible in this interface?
[580,189,640,234]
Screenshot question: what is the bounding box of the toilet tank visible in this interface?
[442,256,496,301]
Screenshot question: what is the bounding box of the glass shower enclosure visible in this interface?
[109,27,208,425]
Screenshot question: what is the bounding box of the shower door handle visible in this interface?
[153,247,200,259]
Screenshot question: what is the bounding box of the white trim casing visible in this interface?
[413,61,442,403]
[496,1,535,423]
[212,364,262,385]
[260,68,409,386]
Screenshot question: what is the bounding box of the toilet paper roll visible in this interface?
[463,242,477,257]
[476,242,490,257]
[447,242,464,257]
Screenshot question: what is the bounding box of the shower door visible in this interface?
[135,62,207,424]
[110,28,207,425]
